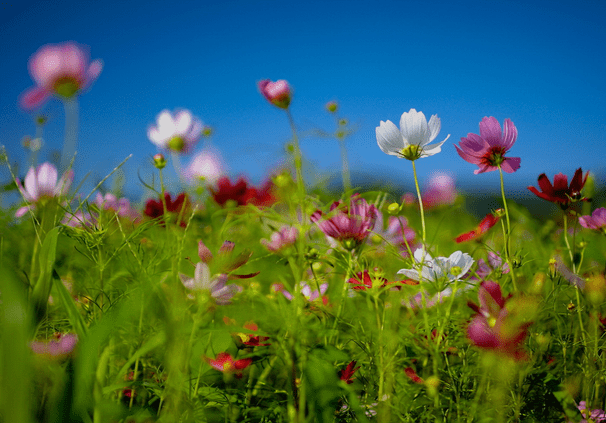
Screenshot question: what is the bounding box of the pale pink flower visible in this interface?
[31,333,78,358]
[147,109,203,153]
[280,282,328,302]
[179,262,242,305]
[94,193,140,220]
[15,162,73,217]
[261,226,298,252]
[20,42,103,110]
[455,117,520,174]
[579,208,606,233]
[423,171,457,208]
[182,149,224,185]
[258,79,292,109]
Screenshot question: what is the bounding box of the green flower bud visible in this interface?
[153,153,166,169]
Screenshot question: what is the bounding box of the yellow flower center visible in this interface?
[400,144,421,161]
[168,136,185,152]
[53,76,80,99]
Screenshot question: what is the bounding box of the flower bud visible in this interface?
[325,101,338,113]
[36,115,48,126]
[202,126,213,137]
[153,153,166,169]
[387,202,400,215]
[258,79,292,109]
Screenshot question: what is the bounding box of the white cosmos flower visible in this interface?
[397,248,474,283]
[376,108,450,161]
[148,109,203,154]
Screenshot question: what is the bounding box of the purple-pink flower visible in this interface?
[258,79,292,109]
[311,195,378,249]
[261,226,298,252]
[94,193,140,221]
[422,171,457,209]
[574,401,606,423]
[455,117,520,174]
[20,42,103,110]
[15,162,73,217]
[31,333,78,358]
[579,208,606,234]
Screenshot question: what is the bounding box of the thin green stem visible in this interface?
[411,160,426,249]
[338,137,351,193]
[286,110,306,216]
[498,165,517,291]
[563,212,576,273]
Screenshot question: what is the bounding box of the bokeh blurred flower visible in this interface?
[20,42,103,109]
[94,193,140,220]
[144,192,189,227]
[258,79,292,109]
[261,226,298,252]
[466,281,531,360]
[455,117,520,174]
[527,168,589,209]
[376,109,449,161]
[233,322,271,347]
[422,171,457,208]
[575,401,606,423]
[179,262,242,305]
[210,176,276,207]
[397,249,474,283]
[280,282,328,303]
[475,251,510,280]
[147,109,203,153]
[182,149,224,186]
[579,208,606,234]
[197,239,259,279]
[206,352,251,378]
[454,211,501,243]
[311,195,378,249]
[31,333,78,358]
[61,210,97,227]
[15,162,73,217]
[369,213,416,255]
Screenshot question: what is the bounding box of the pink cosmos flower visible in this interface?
[261,226,298,252]
[574,401,606,423]
[466,281,530,360]
[31,333,78,358]
[179,262,242,305]
[369,213,416,256]
[147,109,203,153]
[279,282,328,303]
[15,162,73,217]
[94,193,140,221]
[579,208,606,234]
[422,171,457,208]
[455,117,520,174]
[258,79,292,109]
[311,195,378,249]
[20,42,103,110]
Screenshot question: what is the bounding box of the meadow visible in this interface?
[1,41,606,423]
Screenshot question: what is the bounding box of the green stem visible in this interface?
[498,165,517,291]
[338,137,351,193]
[411,160,426,249]
[60,97,79,173]
[286,110,306,217]
[563,212,576,273]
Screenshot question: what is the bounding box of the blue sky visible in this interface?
[1,0,605,201]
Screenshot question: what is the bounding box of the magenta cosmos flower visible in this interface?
[31,333,78,358]
[579,208,606,234]
[147,109,203,154]
[15,162,73,217]
[258,79,292,109]
[455,117,520,174]
[311,195,379,249]
[20,42,103,110]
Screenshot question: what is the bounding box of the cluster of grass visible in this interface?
[1,154,606,423]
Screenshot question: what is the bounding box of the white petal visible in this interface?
[37,162,58,196]
[194,262,212,290]
[23,167,39,201]
[397,268,421,281]
[399,109,429,147]
[174,110,193,135]
[427,114,441,143]
[420,135,449,157]
[376,120,404,156]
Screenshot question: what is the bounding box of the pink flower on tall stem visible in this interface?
[455,117,520,174]
[579,208,606,234]
[15,162,73,217]
[311,195,378,249]
[258,79,292,109]
[206,352,252,378]
[19,42,103,110]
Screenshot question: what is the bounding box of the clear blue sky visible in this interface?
[1,0,605,201]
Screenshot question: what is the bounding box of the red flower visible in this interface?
[237,322,271,347]
[347,270,417,291]
[144,192,189,226]
[206,352,252,378]
[527,168,589,209]
[455,211,501,243]
[404,367,424,384]
[210,176,276,207]
[338,361,360,384]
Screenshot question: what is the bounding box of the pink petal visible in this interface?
[478,117,503,147]
[37,163,58,196]
[19,86,51,110]
[501,118,518,150]
[500,157,521,173]
[87,59,103,82]
[24,166,40,201]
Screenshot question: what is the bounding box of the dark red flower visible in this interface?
[527,168,589,209]
[455,211,501,243]
[210,176,276,207]
[347,270,417,291]
[338,361,360,384]
[144,192,189,226]
[238,322,271,347]
[404,367,424,384]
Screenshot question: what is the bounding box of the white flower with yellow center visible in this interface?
[148,109,203,154]
[376,109,450,161]
[398,248,474,283]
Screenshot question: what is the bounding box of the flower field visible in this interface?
[2,41,606,423]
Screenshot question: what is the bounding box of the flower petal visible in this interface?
[478,117,503,147]
[399,109,429,146]
[376,120,404,156]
